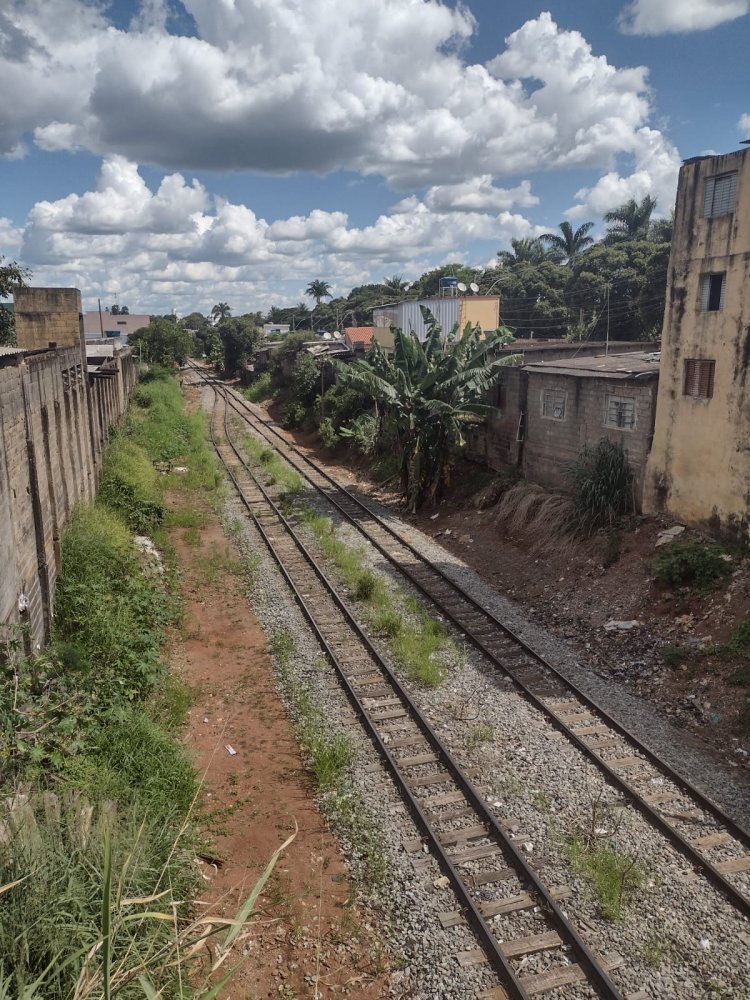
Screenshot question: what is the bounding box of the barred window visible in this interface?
[605,395,636,429]
[684,359,715,399]
[700,272,726,312]
[541,387,566,420]
[703,172,738,218]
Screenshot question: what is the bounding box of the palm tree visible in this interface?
[338,308,518,511]
[603,196,657,244]
[540,221,594,263]
[497,237,554,266]
[382,274,409,295]
[305,279,332,334]
[649,211,674,243]
[211,302,231,324]
[305,280,332,307]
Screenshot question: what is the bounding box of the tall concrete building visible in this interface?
[644,146,750,541]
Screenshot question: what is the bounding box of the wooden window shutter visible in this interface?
[684,359,715,398]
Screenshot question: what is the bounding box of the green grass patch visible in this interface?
[243,370,274,403]
[242,433,304,496]
[99,435,165,533]
[297,506,453,687]
[567,837,645,921]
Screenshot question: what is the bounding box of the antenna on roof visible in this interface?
[469,282,479,294]
[457,282,467,293]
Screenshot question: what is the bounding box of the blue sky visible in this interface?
[1,0,748,315]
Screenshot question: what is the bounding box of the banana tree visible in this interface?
[339,308,518,511]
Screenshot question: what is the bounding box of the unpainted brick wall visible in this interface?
[0,345,135,649]
[522,372,656,507]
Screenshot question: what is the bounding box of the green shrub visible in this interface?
[281,400,307,429]
[319,417,339,450]
[0,796,195,998]
[727,619,750,652]
[652,540,732,590]
[565,439,633,533]
[243,370,274,403]
[340,412,378,456]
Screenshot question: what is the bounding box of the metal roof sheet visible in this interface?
[523,351,660,380]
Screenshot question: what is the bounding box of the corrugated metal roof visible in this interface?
[523,351,660,380]
[0,345,28,357]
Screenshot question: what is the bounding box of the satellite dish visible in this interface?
[470,282,479,294]
[457,282,467,292]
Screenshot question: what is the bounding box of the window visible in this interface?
[703,172,738,218]
[496,377,507,410]
[700,273,726,312]
[541,387,566,420]
[684,359,715,399]
[605,395,636,429]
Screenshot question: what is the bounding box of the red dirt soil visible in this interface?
[166,496,390,996]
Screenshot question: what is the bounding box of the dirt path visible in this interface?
[166,498,390,998]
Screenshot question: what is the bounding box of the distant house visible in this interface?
[82,310,150,344]
[644,145,750,540]
[372,295,500,343]
[465,346,660,509]
[262,322,290,338]
[343,327,376,352]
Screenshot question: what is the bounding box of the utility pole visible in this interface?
[605,284,610,356]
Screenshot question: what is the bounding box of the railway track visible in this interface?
[187,362,750,925]
[204,375,635,1000]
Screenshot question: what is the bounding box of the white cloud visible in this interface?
[2,4,673,193]
[738,113,750,136]
[619,0,748,35]
[565,127,681,219]
[19,158,540,313]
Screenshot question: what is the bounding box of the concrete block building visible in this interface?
[644,146,750,540]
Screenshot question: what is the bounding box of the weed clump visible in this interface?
[652,540,732,590]
[659,642,692,668]
[565,439,633,533]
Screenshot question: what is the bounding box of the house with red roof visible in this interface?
[343,326,375,352]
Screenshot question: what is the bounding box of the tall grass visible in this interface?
[0,370,223,998]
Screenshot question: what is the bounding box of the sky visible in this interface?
[1,0,749,316]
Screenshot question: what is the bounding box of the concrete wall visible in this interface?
[522,372,657,505]
[461,297,500,332]
[14,288,85,354]
[1,290,137,648]
[644,147,750,539]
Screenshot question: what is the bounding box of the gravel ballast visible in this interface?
[202,384,750,999]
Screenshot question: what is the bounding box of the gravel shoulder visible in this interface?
[218,394,750,1000]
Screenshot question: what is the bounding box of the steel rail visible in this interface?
[189,362,750,921]
[206,377,627,1000]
